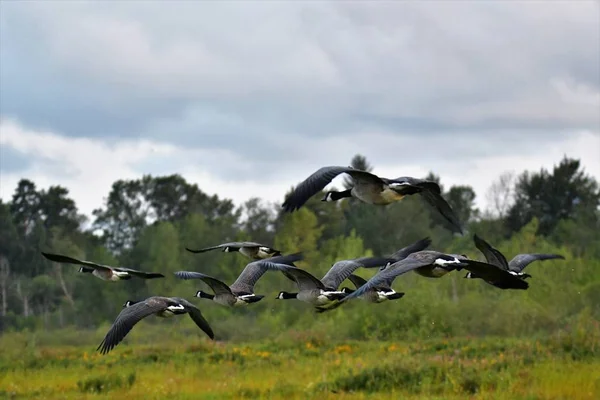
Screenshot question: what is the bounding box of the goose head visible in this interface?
[276,291,297,300]
[195,290,214,300]
[122,300,137,308]
[321,191,337,202]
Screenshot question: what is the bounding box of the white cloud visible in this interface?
[3,1,598,128]
[0,119,295,217]
[1,119,598,224]
[0,118,172,216]
[442,130,600,213]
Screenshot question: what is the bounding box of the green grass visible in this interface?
[0,323,599,400]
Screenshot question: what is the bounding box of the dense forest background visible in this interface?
[0,154,598,342]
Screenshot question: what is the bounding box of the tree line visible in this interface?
[0,155,598,340]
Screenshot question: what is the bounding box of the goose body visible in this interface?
[277,255,393,309]
[97,296,213,355]
[41,252,165,281]
[316,238,432,313]
[335,251,471,307]
[282,166,463,234]
[186,241,281,260]
[175,253,303,308]
[341,274,405,304]
[464,234,565,289]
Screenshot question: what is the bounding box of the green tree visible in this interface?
[0,200,19,317]
[134,221,182,295]
[92,178,151,252]
[506,157,600,236]
[10,179,42,236]
[444,185,478,225]
[318,230,373,272]
[240,198,276,245]
[93,174,241,253]
[274,207,323,262]
[38,186,86,233]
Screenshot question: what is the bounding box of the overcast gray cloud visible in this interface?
[1,1,599,216]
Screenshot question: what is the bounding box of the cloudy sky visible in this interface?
[1,1,599,219]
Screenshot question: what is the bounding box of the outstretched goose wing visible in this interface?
[508,254,565,273]
[282,166,383,211]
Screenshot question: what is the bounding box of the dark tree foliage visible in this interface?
[9,179,84,236]
[10,179,42,236]
[275,187,346,245]
[92,179,149,252]
[38,186,86,233]
[445,185,478,225]
[506,157,600,236]
[0,200,20,259]
[92,174,240,252]
[240,198,276,245]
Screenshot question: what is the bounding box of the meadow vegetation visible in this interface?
[1,317,599,399]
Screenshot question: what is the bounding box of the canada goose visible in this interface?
[276,256,393,309]
[41,252,164,281]
[339,237,432,300]
[338,251,471,304]
[175,253,303,307]
[460,260,530,290]
[317,238,432,313]
[97,296,213,355]
[281,166,463,234]
[185,241,281,260]
[343,274,405,302]
[464,234,564,289]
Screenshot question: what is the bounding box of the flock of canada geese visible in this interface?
[40,165,565,355]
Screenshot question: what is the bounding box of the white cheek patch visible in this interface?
[388,182,410,188]
[167,304,185,312]
[322,290,344,296]
[433,257,461,266]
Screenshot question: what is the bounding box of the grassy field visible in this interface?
[1,321,599,400]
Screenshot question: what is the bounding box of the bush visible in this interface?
[77,372,136,393]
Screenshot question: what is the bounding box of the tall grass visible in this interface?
[1,317,598,399]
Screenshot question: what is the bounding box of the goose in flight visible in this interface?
[41,252,165,281]
[97,296,214,355]
[175,253,303,307]
[337,251,474,306]
[464,234,565,289]
[276,256,394,309]
[342,274,405,302]
[316,237,432,313]
[281,166,463,234]
[185,241,281,260]
[339,250,531,306]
